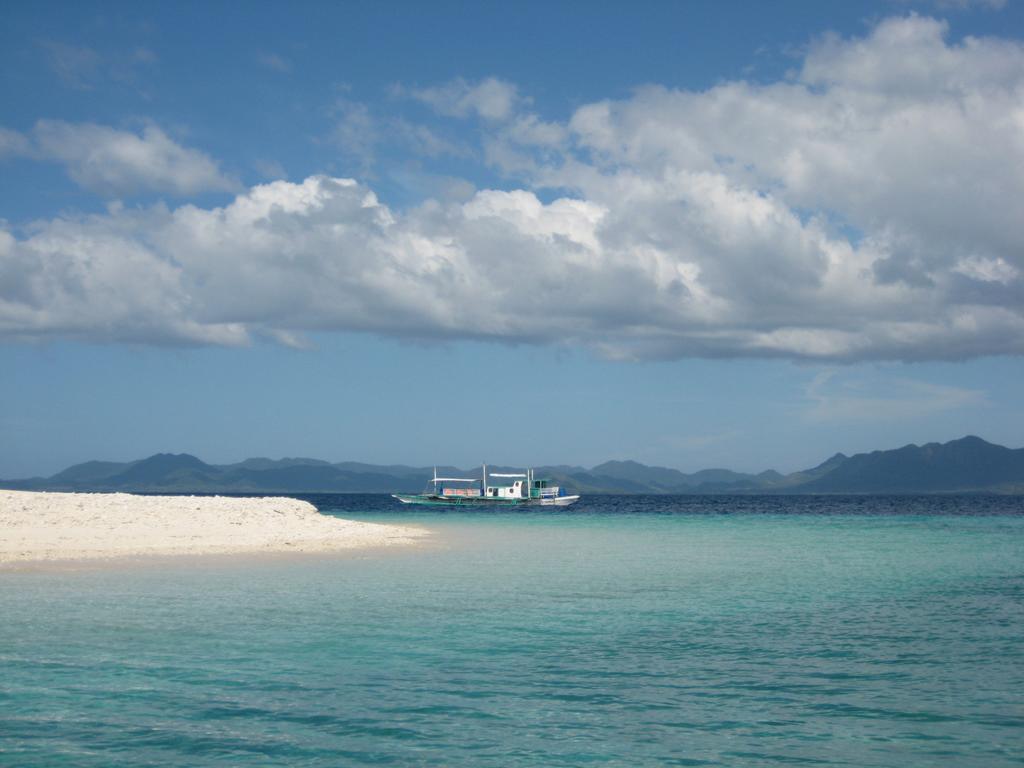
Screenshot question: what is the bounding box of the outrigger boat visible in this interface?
[393,465,580,507]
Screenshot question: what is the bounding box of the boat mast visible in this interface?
[482,463,487,494]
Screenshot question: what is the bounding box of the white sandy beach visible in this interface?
[0,490,428,564]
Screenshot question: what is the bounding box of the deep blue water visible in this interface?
[1,494,1023,766]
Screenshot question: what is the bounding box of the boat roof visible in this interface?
[430,477,478,483]
[489,472,526,477]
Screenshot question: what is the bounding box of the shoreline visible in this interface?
[0,490,430,567]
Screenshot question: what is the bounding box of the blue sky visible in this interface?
[2,0,1023,478]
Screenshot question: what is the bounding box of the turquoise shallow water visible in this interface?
[2,495,1023,766]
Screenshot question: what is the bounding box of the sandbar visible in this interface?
[0,490,428,565]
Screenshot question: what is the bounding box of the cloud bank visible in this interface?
[2,15,1023,361]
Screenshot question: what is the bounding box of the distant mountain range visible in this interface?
[3,436,1023,495]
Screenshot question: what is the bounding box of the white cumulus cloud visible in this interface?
[3,16,1023,362]
[29,121,235,197]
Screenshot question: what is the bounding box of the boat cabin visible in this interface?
[485,473,528,501]
[425,466,570,502]
[530,477,560,499]
[485,469,563,499]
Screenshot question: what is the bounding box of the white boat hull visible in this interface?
[538,495,580,506]
[392,493,579,507]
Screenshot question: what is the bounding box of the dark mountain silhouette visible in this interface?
[590,460,692,490]
[590,460,767,492]
[766,452,850,489]
[2,436,1021,494]
[796,436,1024,493]
[48,460,130,484]
[110,453,213,487]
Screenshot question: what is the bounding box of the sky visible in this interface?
[2,0,1024,478]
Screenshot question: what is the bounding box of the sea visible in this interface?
[1,494,1023,767]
